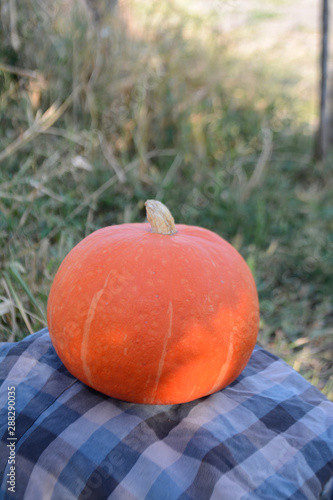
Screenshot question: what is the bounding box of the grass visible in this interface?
[0,0,332,399]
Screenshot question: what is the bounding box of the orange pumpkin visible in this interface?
[47,200,259,404]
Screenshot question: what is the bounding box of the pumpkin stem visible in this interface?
[145,200,177,235]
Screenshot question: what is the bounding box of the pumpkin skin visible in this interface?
[47,205,259,405]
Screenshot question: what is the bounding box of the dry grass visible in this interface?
[0,0,332,398]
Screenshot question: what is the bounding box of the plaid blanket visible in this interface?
[0,328,332,500]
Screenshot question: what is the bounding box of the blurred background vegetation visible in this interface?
[0,0,332,399]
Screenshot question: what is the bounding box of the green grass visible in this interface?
[1,0,332,398]
[248,10,282,23]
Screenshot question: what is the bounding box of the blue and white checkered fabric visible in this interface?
[0,328,332,500]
